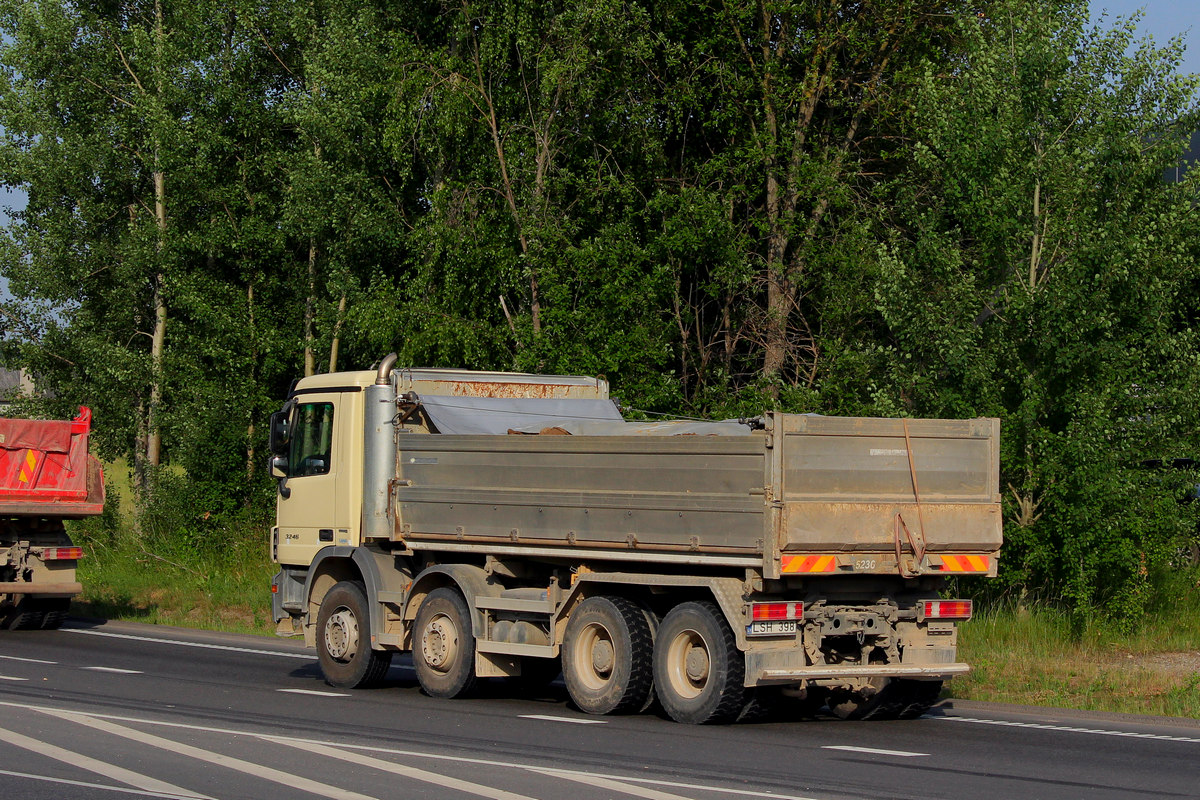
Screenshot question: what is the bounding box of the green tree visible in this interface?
[880,0,1200,623]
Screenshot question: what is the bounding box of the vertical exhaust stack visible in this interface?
[362,353,398,540]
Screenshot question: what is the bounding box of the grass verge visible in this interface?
[955,592,1200,718]
[72,525,277,637]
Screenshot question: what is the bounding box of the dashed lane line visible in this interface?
[933,715,1200,743]
[85,667,144,675]
[0,654,56,664]
[59,627,314,660]
[518,714,608,724]
[0,723,212,799]
[821,745,928,758]
[270,737,536,800]
[277,688,351,697]
[0,766,207,799]
[0,675,28,681]
[35,706,381,800]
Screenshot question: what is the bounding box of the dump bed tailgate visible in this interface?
[774,415,1001,576]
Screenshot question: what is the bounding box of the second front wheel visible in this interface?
[413,587,478,698]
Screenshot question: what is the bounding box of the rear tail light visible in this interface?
[751,601,803,621]
[923,599,972,620]
[41,547,84,561]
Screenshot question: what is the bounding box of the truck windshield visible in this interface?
[289,402,334,477]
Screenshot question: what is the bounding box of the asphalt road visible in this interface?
[0,619,1195,800]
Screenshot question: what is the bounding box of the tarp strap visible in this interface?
[894,417,927,578]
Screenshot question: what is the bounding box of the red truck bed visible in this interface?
[0,407,105,517]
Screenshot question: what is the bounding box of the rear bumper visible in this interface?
[0,581,83,597]
[754,662,970,684]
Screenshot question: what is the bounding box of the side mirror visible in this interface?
[269,409,291,456]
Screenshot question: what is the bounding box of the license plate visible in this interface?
[747,620,798,636]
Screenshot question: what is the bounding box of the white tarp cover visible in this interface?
[417,395,754,436]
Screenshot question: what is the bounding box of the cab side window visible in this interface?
[289,402,335,477]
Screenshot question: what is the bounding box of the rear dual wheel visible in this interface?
[562,596,654,715]
[828,678,943,720]
[2,597,69,630]
[653,601,746,725]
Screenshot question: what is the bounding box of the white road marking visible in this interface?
[85,666,144,674]
[0,701,825,800]
[270,737,535,800]
[60,627,314,660]
[0,675,29,681]
[0,654,56,664]
[518,714,608,724]
[0,766,205,799]
[530,766,699,800]
[0,724,211,799]
[822,745,928,758]
[935,715,1200,743]
[277,688,350,697]
[35,707,381,800]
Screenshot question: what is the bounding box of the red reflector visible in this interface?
[751,602,802,621]
[924,600,972,620]
[270,584,279,594]
[42,547,84,561]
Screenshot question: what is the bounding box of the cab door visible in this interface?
[275,394,344,566]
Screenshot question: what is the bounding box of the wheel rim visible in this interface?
[571,621,616,691]
[421,612,460,674]
[665,628,709,699]
[324,607,359,662]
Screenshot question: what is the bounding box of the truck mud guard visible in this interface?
[305,546,410,645]
[406,563,500,639]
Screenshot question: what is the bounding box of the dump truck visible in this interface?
[269,355,1001,723]
[0,407,104,629]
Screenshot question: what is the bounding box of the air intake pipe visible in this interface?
[362,353,398,540]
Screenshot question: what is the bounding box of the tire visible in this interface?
[562,595,654,715]
[828,677,890,720]
[653,600,746,724]
[895,679,942,719]
[3,597,44,631]
[316,581,393,689]
[828,676,940,721]
[36,599,69,630]
[413,587,478,698]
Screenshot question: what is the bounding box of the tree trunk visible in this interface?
[304,238,317,377]
[246,283,257,491]
[328,293,346,373]
[144,0,167,484]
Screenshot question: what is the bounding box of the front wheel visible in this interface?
[653,601,746,724]
[316,581,392,689]
[413,587,477,698]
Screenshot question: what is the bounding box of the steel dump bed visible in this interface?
[391,411,1001,578]
[0,407,105,518]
